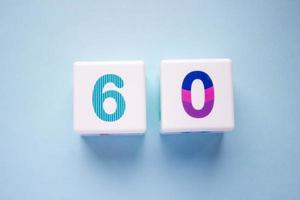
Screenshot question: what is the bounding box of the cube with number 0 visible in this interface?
[73,61,146,135]
[160,59,234,133]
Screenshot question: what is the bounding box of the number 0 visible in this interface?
[181,71,214,118]
[92,74,126,122]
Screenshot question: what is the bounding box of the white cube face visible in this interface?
[160,59,234,133]
[73,61,146,135]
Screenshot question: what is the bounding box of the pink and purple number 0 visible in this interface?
[181,71,214,118]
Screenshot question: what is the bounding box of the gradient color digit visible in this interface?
[181,71,214,118]
[92,74,126,122]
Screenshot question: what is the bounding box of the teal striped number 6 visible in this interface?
[92,74,126,122]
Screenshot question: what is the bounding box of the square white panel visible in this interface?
[73,61,146,135]
[160,59,234,133]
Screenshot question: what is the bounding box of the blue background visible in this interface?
[1,0,300,199]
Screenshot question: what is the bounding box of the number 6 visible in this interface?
[92,74,126,122]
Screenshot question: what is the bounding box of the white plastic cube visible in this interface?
[160,59,234,133]
[73,61,146,135]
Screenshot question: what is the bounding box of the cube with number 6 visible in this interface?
[73,61,146,135]
[160,59,235,133]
